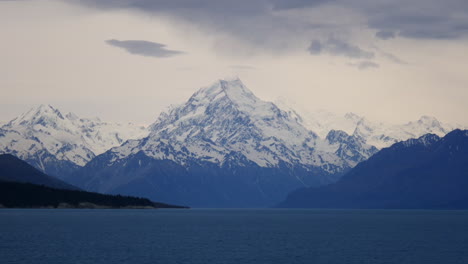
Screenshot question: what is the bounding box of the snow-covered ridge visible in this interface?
[277,99,465,149]
[401,133,441,148]
[0,104,148,167]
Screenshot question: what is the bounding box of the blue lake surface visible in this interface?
[1,209,468,264]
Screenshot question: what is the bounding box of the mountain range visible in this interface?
[0,78,466,207]
[66,78,462,207]
[279,129,468,209]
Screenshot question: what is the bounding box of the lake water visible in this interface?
[1,209,468,264]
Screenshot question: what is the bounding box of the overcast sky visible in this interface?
[1,0,467,125]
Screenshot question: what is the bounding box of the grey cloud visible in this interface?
[375,30,395,40]
[106,39,184,58]
[308,38,374,59]
[348,61,379,70]
[68,0,468,53]
[67,0,337,53]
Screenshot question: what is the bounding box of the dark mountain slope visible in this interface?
[279,130,468,209]
[0,154,77,190]
[70,151,330,208]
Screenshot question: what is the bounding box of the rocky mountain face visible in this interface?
[69,78,378,207]
[0,104,147,178]
[325,130,378,167]
[279,129,468,209]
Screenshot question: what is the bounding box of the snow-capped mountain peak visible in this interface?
[110,78,377,175]
[73,78,382,207]
[8,104,66,127]
[184,78,261,116]
[417,115,440,125]
[146,78,322,167]
[405,115,446,135]
[0,105,148,176]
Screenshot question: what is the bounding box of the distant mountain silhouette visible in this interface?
[279,130,468,209]
[0,154,187,209]
[0,154,77,190]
